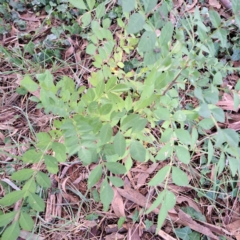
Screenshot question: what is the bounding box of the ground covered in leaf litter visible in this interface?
[0,0,240,239]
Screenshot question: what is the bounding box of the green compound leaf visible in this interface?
[175,146,190,164]
[105,162,126,174]
[127,13,145,34]
[0,190,24,207]
[11,169,34,181]
[172,167,189,186]
[36,171,51,188]
[148,165,171,186]
[88,164,102,188]
[2,221,20,240]
[69,0,87,9]
[130,140,146,162]
[138,31,156,52]
[100,178,114,211]
[0,211,17,227]
[113,132,126,157]
[28,193,45,212]
[19,212,34,231]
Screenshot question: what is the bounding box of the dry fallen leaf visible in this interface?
[209,0,221,9]
[112,188,125,217]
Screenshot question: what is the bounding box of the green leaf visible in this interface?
[208,140,214,165]
[122,0,135,13]
[105,162,126,174]
[142,0,158,13]
[138,31,156,52]
[146,192,164,214]
[172,167,189,186]
[100,178,114,211]
[52,142,67,163]
[22,179,37,193]
[87,0,95,10]
[198,118,214,130]
[127,13,145,34]
[22,149,42,163]
[19,212,34,231]
[2,221,20,240]
[20,75,38,92]
[86,44,96,55]
[154,107,170,121]
[99,123,112,144]
[108,176,124,187]
[209,10,221,28]
[111,83,130,92]
[156,190,176,231]
[155,143,173,161]
[173,110,186,122]
[223,129,239,148]
[82,12,92,27]
[159,21,174,45]
[69,0,87,9]
[228,157,239,176]
[148,166,171,186]
[96,2,105,19]
[181,206,206,222]
[0,190,24,207]
[213,72,222,85]
[130,140,146,162]
[175,146,190,164]
[78,148,92,165]
[27,193,45,212]
[0,211,17,227]
[211,107,225,123]
[121,114,141,131]
[100,103,112,115]
[44,155,58,174]
[36,132,51,150]
[88,165,102,188]
[198,103,211,118]
[175,129,192,145]
[11,169,34,181]
[175,227,192,240]
[113,132,126,157]
[36,171,51,188]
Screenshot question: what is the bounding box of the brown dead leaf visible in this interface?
[158,229,176,240]
[177,209,219,239]
[65,46,74,60]
[127,225,141,240]
[112,188,125,217]
[177,196,201,212]
[105,232,125,240]
[226,220,240,235]
[217,92,240,112]
[219,0,232,10]
[209,0,221,9]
